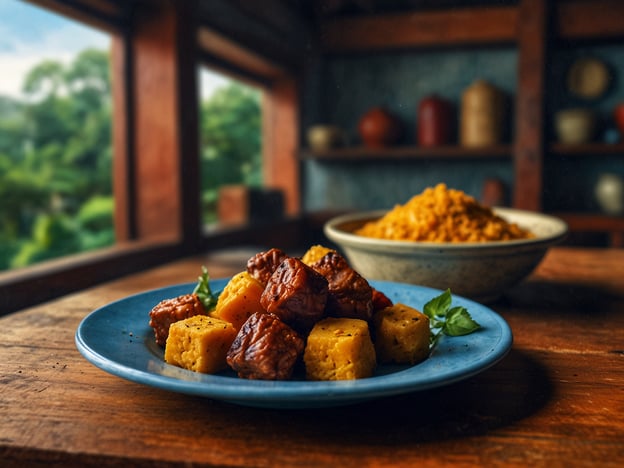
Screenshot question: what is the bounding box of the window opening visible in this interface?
[0,0,113,271]
[199,67,277,227]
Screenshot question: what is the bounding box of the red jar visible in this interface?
[417,95,453,147]
[358,107,402,148]
[614,103,624,135]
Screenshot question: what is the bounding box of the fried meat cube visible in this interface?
[246,247,288,286]
[149,293,206,347]
[372,288,393,311]
[260,257,328,333]
[310,251,374,322]
[164,315,237,374]
[226,312,304,380]
[304,317,376,381]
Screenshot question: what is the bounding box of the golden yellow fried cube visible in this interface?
[373,303,430,365]
[304,317,376,381]
[164,315,237,373]
[212,271,265,330]
[301,244,335,266]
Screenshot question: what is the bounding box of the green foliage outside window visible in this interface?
[199,82,262,224]
[0,49,113,271]
[0,50,262,270]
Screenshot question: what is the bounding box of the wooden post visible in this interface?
[112,0,200,247]
[514,0,550,211]
[263,75,300,215]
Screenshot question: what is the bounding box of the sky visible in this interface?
[0,0,227,99]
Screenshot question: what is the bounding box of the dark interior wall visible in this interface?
[301,47,517,211]
[300,43,624,213]
[545,43,624,212]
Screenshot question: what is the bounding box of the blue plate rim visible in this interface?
[75,279,513,408]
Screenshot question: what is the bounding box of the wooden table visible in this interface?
[1,246,623,467]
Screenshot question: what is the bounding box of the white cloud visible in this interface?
[0,3,239,101]
[199,69,230,100]
[0,18,109,98]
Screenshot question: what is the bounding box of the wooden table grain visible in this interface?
[1,247,623,467]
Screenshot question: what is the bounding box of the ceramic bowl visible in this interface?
[324,208,568,303]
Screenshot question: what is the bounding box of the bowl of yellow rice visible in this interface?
[324,184,568,302]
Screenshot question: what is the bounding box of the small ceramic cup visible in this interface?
[555,109,596,144]
[595,173,624,215]
[306,125,346,151]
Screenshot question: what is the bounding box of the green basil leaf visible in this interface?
[423,288,452,319]
[443,306,481,336]
[193,266,219,311]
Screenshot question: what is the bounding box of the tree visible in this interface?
[199,82,262,223]
[0,48,114,270]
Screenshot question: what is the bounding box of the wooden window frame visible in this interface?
[1,0,302,314]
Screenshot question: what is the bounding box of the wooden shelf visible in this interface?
[550,142,624,156]
[300,145,512,161]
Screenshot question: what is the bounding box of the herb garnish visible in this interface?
[423,288,481,349]
[192,266,219,311]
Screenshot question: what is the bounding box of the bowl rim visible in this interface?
[324,207,568,253]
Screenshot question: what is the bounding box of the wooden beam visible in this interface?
[263,76,300,215]
[198,28,285,83]
[175,0,202,253]
[111,34,136,241]
[557,0,624,40]
[320,6,518,52]
[24,0,129,33]
[513,0,550,211]
[197,0,304,71]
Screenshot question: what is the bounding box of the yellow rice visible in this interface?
[354,184,533,243]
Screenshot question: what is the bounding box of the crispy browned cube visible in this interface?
[300,245,335,266]
[304,317,376,381]
[373,303,430,365]
[164,315,237,374]
[212,271,265,331]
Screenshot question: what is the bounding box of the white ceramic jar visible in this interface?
[595,173,624,215]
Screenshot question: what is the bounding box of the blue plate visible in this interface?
[75,279,512,409]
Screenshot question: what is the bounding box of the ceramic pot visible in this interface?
[306,125,345,151]
[460,80,504,147]
[358,107,402,148]
[417,95,453,147]
[555,109,595,144]
[595,173,624,215]
[480,178,507,207]
[613,103,624,135]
